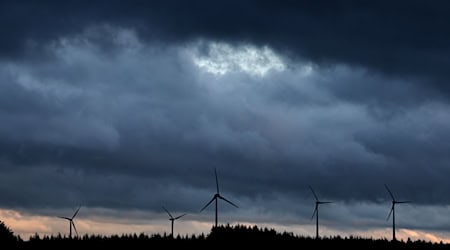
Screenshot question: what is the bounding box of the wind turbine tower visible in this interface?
[200,168,238,228]
[162,206,186,238]
[309,185,332,239]
[385,184,411,241]
[58,206,81,239]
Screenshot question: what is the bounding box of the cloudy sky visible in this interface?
[2,0,450,242]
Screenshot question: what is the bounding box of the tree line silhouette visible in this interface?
[1,220,449,249]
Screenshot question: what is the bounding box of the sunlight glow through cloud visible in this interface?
[4,207,450,243]
[0,209,212,240]
[191,42,286,76]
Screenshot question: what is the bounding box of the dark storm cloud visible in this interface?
[3,1,450,92]
[2,1,450,236]
[0,29,448,213]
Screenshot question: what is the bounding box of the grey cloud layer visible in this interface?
[0,29,449,211]
[1,5,450,233]
[3,1,450,92]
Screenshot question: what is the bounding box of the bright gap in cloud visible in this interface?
[190,42,286,77]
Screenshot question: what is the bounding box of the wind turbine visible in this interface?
[385,184,411,241]
[200,168,238,228]
[58,206,81,239]
[309,185,332,239]
[162,206,186,238]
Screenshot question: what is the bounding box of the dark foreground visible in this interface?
[2,224,450,249]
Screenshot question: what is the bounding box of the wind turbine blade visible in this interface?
[218,195,238,208]
[215,168,220,194]
[200,196,216,212]
[384,184,396,201]
[309,185,319,201]
[72,206,81,219]
[174,213,187,220]
[311,207,317,220]
[397,201,411,204]
[71,221,78,236]
[58,216,71,220]
[386,205,394,221]
[162,206,173,219]
[319,201,333,204]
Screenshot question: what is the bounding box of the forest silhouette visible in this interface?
[1,220,449,249]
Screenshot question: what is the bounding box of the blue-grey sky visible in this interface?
[2,0,450,242]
